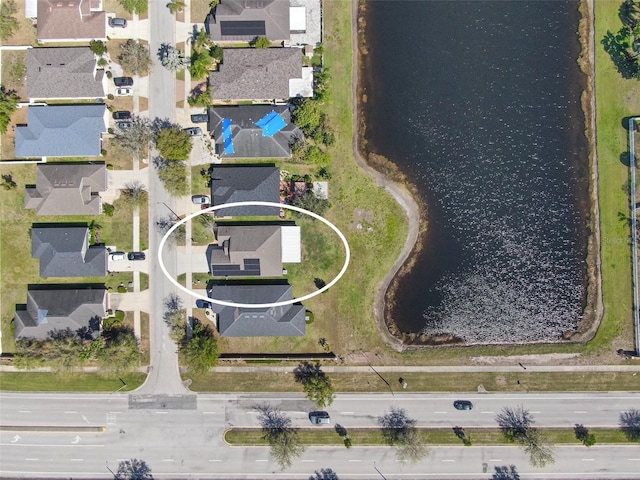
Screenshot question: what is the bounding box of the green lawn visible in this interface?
[0,372,146,392]
[225,427,634,446]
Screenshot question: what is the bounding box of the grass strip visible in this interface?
[0,372,146,392]
[224,427,633,446]
[186,370,640,393]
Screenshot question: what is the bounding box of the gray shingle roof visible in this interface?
[209,283,305,337]
[209,224,282,277]
[32,225,107,277]
[16,105,106,158]
[210,165,280,217]
[14,287,107,340]
[208,104,300,158]
[27,47,105,100]
[209,48,302,100]
[25,163,107,215]
[37,0,106,42]
[208,0,290,42]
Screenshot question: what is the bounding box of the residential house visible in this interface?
[208,104,301,158]
[15,105,107,158]
[36,0,107,43]
[14,286,107,340]
[209,48,312,101]
[25,163,107,215]
[32,225,107,277]
[208,223,300,277]
[208,283,306,337]
[210,165,280,217]
[26,47,105,101]
[208,0,290,42]
[289,0,322,47]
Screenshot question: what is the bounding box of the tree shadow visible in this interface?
[492,465,520,480]
[602,28,640,80]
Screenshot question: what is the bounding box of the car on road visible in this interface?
[453,400,473,410]
[114,77,133,87]
[112,110,131,120]
[110,251,126,261]
[115,87,132,96]
[192,194,210,204]
[183,127,202,136]
[309,411,331,425]
[196,299,213,309]
[128,252,146,261]
[109,17,127,28]
[190,113,209,123]
[116,121,131,129]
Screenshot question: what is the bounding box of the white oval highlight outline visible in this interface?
[158,201,351,308]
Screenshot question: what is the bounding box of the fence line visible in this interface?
[628,117,640,356]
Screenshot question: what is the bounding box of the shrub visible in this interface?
[103,203,115,216]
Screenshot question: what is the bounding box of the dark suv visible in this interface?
[190,113,209,123]
[112,111,131,120]
[127,252,146,261]
[453,400,473,411]
[114,77,133,87]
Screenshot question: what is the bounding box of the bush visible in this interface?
[117,285,127,293]
[107,93,114,100]
[101,149,107,156]
[103,203,115,216]
[90,39,108,56]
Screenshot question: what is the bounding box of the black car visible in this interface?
[453,400,474,411]
[190,113,209,123]
[112,111,131,120]
[127,252,146,261]
[309,411,331,425]
[196,299,213,309]
[116,121,132,129]
[114,77,134,87]
[109,17,127,28]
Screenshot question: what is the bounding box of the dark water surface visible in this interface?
[363,0,590,342]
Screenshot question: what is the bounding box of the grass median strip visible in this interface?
[0,372,146,392]
[224,427,632,446]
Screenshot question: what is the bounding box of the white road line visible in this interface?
[441,459,455,462]
[395,459,407,463]
[488,459,503,462]
[18,411,31,413]
[481,411,494,414]
[530,411,541,414]
[340,411,354,414]
[629,458,640,461]
[208,459,222,462]
[70,459,84,462]
[1,444,104,448]
[256,459,268,462]
[155,411,169,414]
[65,411,78,414]
[162,459,174,462]
[348,459,361,463]
[434,411,448,414]
[202,411,216,414]
[582,459,594,461]
[302,460,315,462]
[25,458,38,461]
[574,410,588,413]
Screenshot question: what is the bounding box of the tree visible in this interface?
[188,87,212,108]
[620,0,640,28]
[293,362,335,408]
[0,86,20,134]
[166,0,186,13]
[158,43,185,72]
[293,99,323,134]
[524,429,555,468]
[121,180,148,209]
[118,40,152,76]
[155,126,193,160]
[113,115,153,158]
[574,424,596,446]
[0,0,19,41]
[181,320,219,374]
[1,174,17,190]
[98,325,142,374]
[309,468,339,480]
[620,408,640,440]
[377,407,428,462]
[116,458,153,480]
[252,36,271,48]
[118,0,148,14]
[495,405,534,442]
[492,465,520,480]
[293,192,330,216]
[190,50,214,80]
[163,294,186,342]
[256,404,304,470]
[89,40,108,56]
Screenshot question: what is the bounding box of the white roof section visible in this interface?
[25,0,37,18]
[281,226,301,263]
[289,66,314,98]
[290,6,306,31]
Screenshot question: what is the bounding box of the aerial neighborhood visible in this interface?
[1,0,327,348]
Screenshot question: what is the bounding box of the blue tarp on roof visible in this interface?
[222,118,235,154]
[255,110,287,138]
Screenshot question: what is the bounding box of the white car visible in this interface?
[110,251,126,261]
[115,87,132,96]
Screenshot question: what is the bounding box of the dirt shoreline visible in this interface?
[352,0,603,350]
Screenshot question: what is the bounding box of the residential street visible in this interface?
[1,392,640,479]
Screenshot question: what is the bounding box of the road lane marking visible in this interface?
[202,411,216,414]
[434,411,448,414]
[348,460,361,463]
[65,411,77,414]
[582,459,594,461]
[208,460,222,462]
[162,459,174,462]
[1,444,104,448]
[302,460,315,462]
[25,458,38,461]
[629,459,640,461]
[18,411,31,413]
[155,411,169,414]
[70,459,83,462]
[256,459,268,462]
[481,411,494,414]
[340,412,354,414]
[441,459,455,462]
[530,411,541,414]
[574,410,587,413]
[488,459,503,462]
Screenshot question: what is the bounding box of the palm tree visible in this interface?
[620,0,640,28]
[166,0,186,14]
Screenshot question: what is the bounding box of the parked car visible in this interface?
[192,194,210,204]
[110,251,126,261]
[112,110,131,120]
[190,113,209,123]
[196,299,213,309]
[114,77,133,87]
[183,127,202,136]
[128,252,146,261]
[109,17,127,28]
[309,411,331,425]
[453,400,473,411]
[116,121,132,129]
[115,87,132,96]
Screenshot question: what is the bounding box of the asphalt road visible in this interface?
[1,392,639,479]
